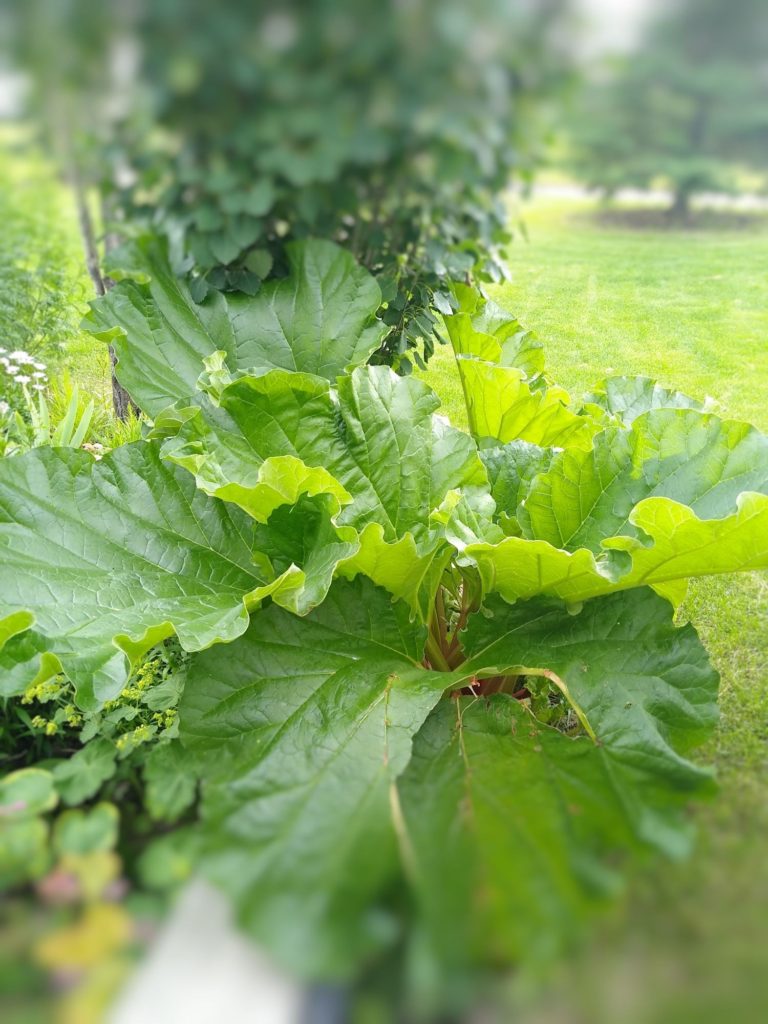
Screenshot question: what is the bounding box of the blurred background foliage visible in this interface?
[9,0,573,372]
[564,0,768,217]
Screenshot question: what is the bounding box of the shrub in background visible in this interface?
[11,0,571,370]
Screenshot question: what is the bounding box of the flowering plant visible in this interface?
[0,347,48,402]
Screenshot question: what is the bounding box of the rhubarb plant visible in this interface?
[2,239,767,983]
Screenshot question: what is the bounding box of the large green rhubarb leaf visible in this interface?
[180,578,454,977]
[519,409,768,551]
[465,491,768,604]
[444,286,545,381]
[462,587,719,795]
[478,439,554,535]
[399,587,718,974]
[398,698,650,973]
[581,375,707,425]
[456,358,598,449]
[0,444,345,708]
[157,366,487,615]
[443,288,596,450]
[463,407,768,603]
[83,237,387,415]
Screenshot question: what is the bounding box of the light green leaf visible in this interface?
[0,818,50,888]
[137,828,200,891]
[581,375,706,425]
[445,285,545,380]
[0,767,58,818]
[83,237,387,415]
[335,523,453,621]
[158,366,486,615]
[52,802,119,855]
[520,409,768,552]
[463,408,768,604]
[165,367,484,537]
[465,490,768,604]
[479,440,554,535]
[0,769,56,889]
[180,579,455,978]
[456,358,598,449]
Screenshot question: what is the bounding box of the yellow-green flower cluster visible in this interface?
[115,723,155,754]
[64,705,83,728]
[21,678,66,705]
[152,709,176,729]
[30,715,58,736]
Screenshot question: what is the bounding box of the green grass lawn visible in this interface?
[422,198,768,1024]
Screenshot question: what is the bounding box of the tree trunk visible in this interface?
[70,162,137,421]
[72,169,105,298]
[100,193,139,421]
[668,189,691,223]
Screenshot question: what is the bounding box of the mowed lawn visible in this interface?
[423,199,768,1024]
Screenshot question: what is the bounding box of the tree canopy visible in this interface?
[569,0,768,215]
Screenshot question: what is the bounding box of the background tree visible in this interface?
[7,0,573,373]
[568,0,768,218]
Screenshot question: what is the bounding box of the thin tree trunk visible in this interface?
[100,193,138,421]
[71,170,105,297]
[69,160,136,420]
[668,189,691,223]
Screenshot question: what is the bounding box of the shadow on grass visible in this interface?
[570,205,768,233]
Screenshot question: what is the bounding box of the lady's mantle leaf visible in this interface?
[0,768,57,888]
[53,739,117,806]
[180,579,455,978]
[143,742,198,823]
[0,767,58,818]
[83,237,387,415]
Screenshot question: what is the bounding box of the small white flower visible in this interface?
[33,383,46,392]
[0,400,9,414]
[0,347,6,354]
[0,357,8,366]
[32,371,46,379]
[4,363,18,374]
[9,350,30,361]
[14,374,31,384]
[33,361,46,370]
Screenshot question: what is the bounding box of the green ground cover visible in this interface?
[422,198,768,1024]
